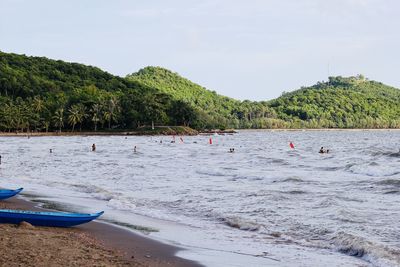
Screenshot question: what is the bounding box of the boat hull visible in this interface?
[0,188,23,200]
[0,209,104,227]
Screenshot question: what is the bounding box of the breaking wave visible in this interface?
[219,216,261,231]
[333,232,400,267]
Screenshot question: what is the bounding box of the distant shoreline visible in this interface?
[0,128,399,137]
[0,126,199,137]
[0,131,142,137]
[238,128,400,132]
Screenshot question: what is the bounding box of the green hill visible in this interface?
[127,67,238,108]
[127,67,400,129]
[0,51,197,132]
[269,75,400,128]
[1,51,399,131]
[127,67,244,129]
[126,66,276,129]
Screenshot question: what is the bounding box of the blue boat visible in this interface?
[0,209,104,227]
[0,188,23,200]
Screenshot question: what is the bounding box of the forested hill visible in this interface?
[269,75,400,128]
[127,67,400,129]
[126,67,240,114]
[126,66,274,129]
[0,51,199,132]
[0,51,399,132]
[127,66,237,106]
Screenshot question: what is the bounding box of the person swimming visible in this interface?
[92,143,96,151]
[319,147,330,154]
[229,148,235,153]
[134,146,137,153]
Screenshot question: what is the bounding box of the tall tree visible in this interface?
[90,104,101,132]
[52,108,64,132]
[104,96,119,129]
[68,104,81,132]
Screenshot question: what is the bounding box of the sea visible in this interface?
[0,130,399,267]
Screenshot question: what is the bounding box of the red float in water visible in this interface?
[289,142,295,149]
[209,138,213,144]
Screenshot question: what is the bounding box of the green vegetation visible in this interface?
[127,66,276,129]
[1,51,399,132]
[0,52,196,132]
[127,67,400,129]
[269,75,400,128]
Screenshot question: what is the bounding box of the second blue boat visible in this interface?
[0,209,104,227]
[0,188,23,200]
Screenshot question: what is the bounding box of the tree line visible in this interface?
[1,52,400,131]
[0,52,196,132]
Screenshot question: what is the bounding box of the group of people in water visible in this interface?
[88,143,330,154]
[47,141,330,156]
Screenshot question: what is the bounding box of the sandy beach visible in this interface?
[0,197,202,267]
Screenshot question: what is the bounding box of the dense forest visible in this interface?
[0,51,399,132]
[269,75,400,128]
[127,67,400,129]
[127,67,275,129]
[0,52,197,132]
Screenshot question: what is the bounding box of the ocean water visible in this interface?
[0,130,399,267]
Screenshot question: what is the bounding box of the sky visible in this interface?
[1,0,399,100]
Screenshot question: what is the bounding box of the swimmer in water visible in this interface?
[134,146,137,153]
[319,147,324,154]
[92,143,96,151]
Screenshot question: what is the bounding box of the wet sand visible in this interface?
[0,197,202,267]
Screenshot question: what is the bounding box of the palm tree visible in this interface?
[68,104,87,132]
[2,103,15,132]
[13,105,24,132]
[90,104,101,131]
[77,104,87,131]
[104,96,119,129]
[31,96,46,131]
[53,108,64,132]
[68,105,80,132]
[32,96,45,113]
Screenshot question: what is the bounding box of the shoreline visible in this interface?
[240,128,400,131]
[0,196,202,267]
[0,128,399,137]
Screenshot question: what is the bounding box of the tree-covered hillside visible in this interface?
[1,51,399,132]
[126,66,277,129]
[127,67,400,129]
[0,52,196,132]
[269,75,400,128]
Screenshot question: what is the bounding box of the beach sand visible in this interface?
[0,198,202,267]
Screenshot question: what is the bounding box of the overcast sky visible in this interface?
[1,0,399,100]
